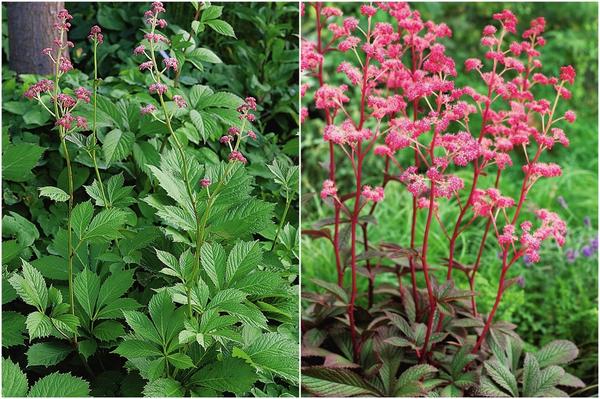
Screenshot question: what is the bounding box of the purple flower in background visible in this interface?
[523,254,533,267]
[565,248,578,263]
[582,245,594,257]
[591,236,598,251]
[583,216,592,228]
[516,275,526,288]
[557,196,568,209]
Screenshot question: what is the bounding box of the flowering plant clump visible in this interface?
[3,2,298,397]
[301,3,585,396]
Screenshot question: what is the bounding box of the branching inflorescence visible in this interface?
[301,2,575,362]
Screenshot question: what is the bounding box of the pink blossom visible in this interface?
[74,87,91,103]
[133,45,146,55]
[219,135,232,144]
[362,185,384,202]
[149,83,168,95]
[320,179,337,199]
[314,84,349,109]
[200,178,211,188]
[24,80,54,99]
[360,5,377,17]
[465,58,483,71]
[139,61,154,71]
[76,116,88,129]
[228,150,247,164]
[88,25,103,44]
[57,93,77,109]
[321,7,342,18]
[56,113,75,129]
[564,110,576,123]
[140,104,157,115]
[228,126,241,135]
[163,57,178,71]
[247,131,257,140]
[173,95,186,108]
[300,107,308,123]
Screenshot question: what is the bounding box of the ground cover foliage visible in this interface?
[300,2,597,397]
[2,2,300,397]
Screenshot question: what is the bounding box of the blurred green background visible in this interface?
[301,2,598,392]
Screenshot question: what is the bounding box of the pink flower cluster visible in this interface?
[88,25,103,44]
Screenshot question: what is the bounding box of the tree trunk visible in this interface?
[7,2,65,75]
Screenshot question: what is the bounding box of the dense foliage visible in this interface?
[300,2,594,396]
[2,2,299,397]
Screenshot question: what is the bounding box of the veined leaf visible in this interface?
[200,242,227,289]
[2,311,26,347]
[534,340,579,368]
[28,372,89,397]
[2,142,45,182]
[38,186,69,202]
[103,129,134,166]
[226,241,262,283]
[74,269,101,320]
[302,367,379,397]
[485,359,518,397]
[191,357,257,395]
[205,20,235,37]
[2,357,29,397]
[9,260,48,311]
[233,332,298,382]
[142,378,183,397]
[26,342,72,367]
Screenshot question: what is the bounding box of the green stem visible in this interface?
[271,195,292,251]
[90,40,109,207]
[149,31,201,319]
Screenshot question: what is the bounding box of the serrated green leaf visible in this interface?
[200,242,226,289]
[191,357,257,395]
[74,269,101,319]
[38,186,69,202]
[142,378,183,397]
[167,353,195,370]
[2,142,45,182]
[103,128,134,166]
[96,269,134,311]
[2,311,26,347]
[226,241,262,283]
[233,332,298,382]
[206,20,235,37]
[113,339,162,359]
[2,357,29,397]
[122,310,162,345]
[28,372,89,397]
[26,342,72,367]
[9,260,48,311]
[93,320,125,341]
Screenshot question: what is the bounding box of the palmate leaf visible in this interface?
[2,357,29,397]
[93,320,125,342]
[191,357,257,395]
[302,367,380,397]
[85,173,135,208]
[233,332,298,383]
[28,372,90,397]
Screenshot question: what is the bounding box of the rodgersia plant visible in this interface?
[4,2,298,397]
[301,3,585,396]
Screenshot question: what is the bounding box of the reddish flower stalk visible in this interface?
[302,3,574,364]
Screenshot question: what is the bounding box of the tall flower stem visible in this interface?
[90,39,109,207]
[315,3,343,287]
[52,31,76,344]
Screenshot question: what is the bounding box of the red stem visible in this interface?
[349,144,363,361]
[315,3,343,287]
